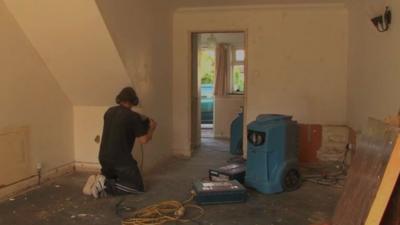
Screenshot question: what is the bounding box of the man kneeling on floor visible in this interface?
[83,87,157,198]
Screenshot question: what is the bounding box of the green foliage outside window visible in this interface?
[199,49,216,85]
[233,65,244,93]
[198,48,245,93]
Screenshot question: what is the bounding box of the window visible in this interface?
[199,48,216,98]
[232,64,244,93]
[230,48,245,94]
[235,49,245,62]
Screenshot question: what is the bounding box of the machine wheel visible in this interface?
[282,169,301,192]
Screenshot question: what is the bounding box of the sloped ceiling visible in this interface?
[173,0,347,8]
[3,0,346,106]
[3,0,132,106]
[95,0,174,108]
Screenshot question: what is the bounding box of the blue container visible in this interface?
[245,114,301,194]
[201,97,214,124]
[209,163,246,184]
[230,112,244,155]
[201,84,214,124]
[193,180,247,205]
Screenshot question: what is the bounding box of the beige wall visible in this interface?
[3,0,132,106]
[214,96,244,138]
[73,106,107,164]
[347,0,400,131]
[0,0,74,184]
[173,4,348,155]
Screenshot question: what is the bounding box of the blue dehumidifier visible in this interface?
[245,114,301,194]
[230,112,244,155]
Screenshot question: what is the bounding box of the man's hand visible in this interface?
[149,119,157,130]
[138,118,157,145]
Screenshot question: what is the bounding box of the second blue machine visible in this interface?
[245,114,301,194]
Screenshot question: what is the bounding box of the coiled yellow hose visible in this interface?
[122,193,204,225]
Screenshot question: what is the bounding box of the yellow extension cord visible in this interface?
[121,192,204,225]
[123,145,204,225]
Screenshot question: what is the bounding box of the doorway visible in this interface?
[191,32,247,152]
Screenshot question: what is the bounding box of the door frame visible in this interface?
[189,30,249,154]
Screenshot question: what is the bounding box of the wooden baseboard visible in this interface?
[173,151,191,159]
[213,135,230,139]
[0,155,175,201]
[74,161,101,173]
[0,162,74,202]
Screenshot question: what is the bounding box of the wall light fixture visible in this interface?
[371,7,392,32]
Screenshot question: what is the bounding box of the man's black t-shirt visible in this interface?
[99,106,149,166]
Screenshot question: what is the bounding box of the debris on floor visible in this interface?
[0,139,341,225]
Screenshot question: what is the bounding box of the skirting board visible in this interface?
[0,162,74,201]
[173,149,192,159]
[74,161,101,173]
[213,135,230,139]
[0,156,176,201]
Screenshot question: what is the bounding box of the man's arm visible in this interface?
[138,119,157,145]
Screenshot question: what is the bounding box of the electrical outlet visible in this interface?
[94,135,101,144]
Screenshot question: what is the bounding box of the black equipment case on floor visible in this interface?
[209,163,246,184]
[193,180,247,205]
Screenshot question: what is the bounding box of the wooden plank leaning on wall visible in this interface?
[332,117,400,225]
[378,115,400,225]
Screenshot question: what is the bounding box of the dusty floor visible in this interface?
[201,128,214,138]
[0,138,341,225]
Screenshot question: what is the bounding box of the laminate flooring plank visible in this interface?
[332,119,400,225]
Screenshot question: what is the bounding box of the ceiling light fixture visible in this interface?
[207,34,218,48]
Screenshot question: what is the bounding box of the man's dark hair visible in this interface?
[116,87,139,106]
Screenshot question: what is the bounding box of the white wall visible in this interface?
[73,106,106,164]
[214,96,244,138]
[72,0,174,170]
[0,0,74,183]
[173,4,348,156]
[347,0,400,131]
